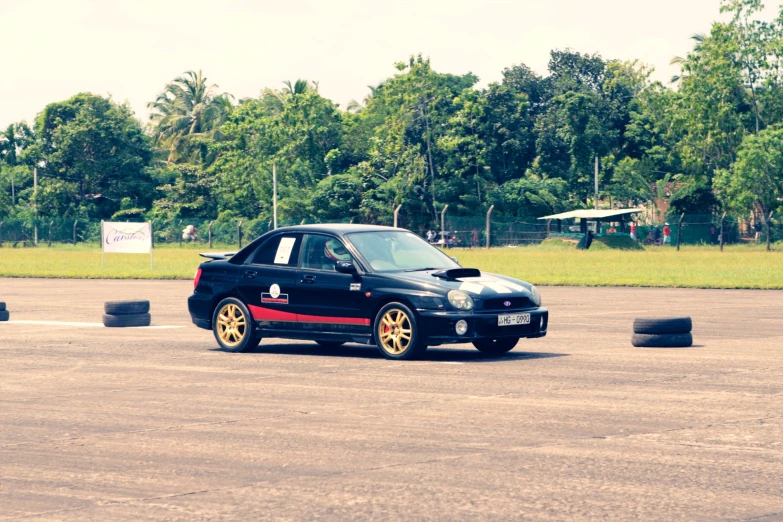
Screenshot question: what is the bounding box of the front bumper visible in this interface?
[417,307,548,345]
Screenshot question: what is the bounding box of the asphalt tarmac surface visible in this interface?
[1,278,782,521]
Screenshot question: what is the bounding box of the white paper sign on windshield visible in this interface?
[103,222,152,254]
[274,237,297,264]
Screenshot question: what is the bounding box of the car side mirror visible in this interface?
[335,261,357,274]
[450,257,459,264]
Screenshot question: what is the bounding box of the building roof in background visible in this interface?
[537,209,644,220]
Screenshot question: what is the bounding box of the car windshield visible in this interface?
[346,231,459,272]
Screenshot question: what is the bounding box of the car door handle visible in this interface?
[243,271,257,280]
[300,274,316,284]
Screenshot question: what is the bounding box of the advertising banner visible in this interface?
[102,222,152,254]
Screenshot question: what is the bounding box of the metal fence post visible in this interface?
[48,221,54,247]
[485,205,494,249]
[0,221,3,247]
[73,220,78,244]
[766,211,774,252]
[208,221,213,248]
[440,205,449,247]
[178,220,183,247]
[676,213,685,251]
[393,204,402,228]
[238,220,243,249]
[719,212,727,252]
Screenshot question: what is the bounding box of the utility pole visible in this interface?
[33,167,38,245]
[440,205,448,246]
[272,163,278,230]
[594,157,599,210]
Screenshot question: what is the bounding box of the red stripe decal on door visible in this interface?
[248,305,297,322]
[248,305,370,326]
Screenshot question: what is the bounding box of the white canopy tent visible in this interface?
[537,208,644,221]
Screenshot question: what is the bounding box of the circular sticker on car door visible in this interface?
[270,284,281,298]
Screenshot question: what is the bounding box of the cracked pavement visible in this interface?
[0,279,782,520]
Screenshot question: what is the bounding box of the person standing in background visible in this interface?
[663,223,671,245]
[629,221,637,241]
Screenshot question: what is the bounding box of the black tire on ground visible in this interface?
[632,332,693,348]
[316,341,345,349]
[104,300,150,315]
[0,310,9,321]
[633,317,692,335]
[103,313,151,328]
[373,302,427,360]
[211,297,260,353]
[0,302,6,311]
[473,337,519,355]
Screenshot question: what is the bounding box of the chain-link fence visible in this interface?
[438,216,549,248]
[0,217,373,248]
[0,212,780,248]
[0,218,272,247]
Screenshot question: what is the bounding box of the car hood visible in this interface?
[386,269,534,299]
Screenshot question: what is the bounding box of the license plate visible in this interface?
[498,313,531,326]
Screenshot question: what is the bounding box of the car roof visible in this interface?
[273,224,402,235]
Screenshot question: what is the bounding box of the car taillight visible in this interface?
[194,268,202,290]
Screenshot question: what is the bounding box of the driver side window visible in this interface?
[301,234,352,271]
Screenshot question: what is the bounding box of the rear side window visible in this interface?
[251,234,301,267]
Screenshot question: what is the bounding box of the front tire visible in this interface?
[473,337,519,355]
[212,298,260,352]
[373,302,426,360]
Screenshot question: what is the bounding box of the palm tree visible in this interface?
[346,85,380,113]
[283,79,318,96]
[147,70,234,164]
[670,33,707,84]
[258,79,319,117]
[0,122,33,166]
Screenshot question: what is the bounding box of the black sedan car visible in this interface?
[188,224,548,360]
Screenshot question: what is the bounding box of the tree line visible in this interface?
[1,0,782,235]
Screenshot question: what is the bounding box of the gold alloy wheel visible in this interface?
[378,308,413,355]
[216,303,247,348]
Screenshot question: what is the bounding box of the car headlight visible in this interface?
[529,285,542,307]
[447,290,474,311]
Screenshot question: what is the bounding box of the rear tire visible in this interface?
[103,313,151,328]
[473,337,519,355]
[373,302,426,360]
[212,298,259,352]
[316,341,345,349]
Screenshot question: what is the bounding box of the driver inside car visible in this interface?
[313,237,352,270]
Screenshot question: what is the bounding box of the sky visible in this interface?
[0,0,778,128]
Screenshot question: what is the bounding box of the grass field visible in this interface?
[1,242,781,289]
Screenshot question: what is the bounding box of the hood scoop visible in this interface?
[432,268,481,280]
